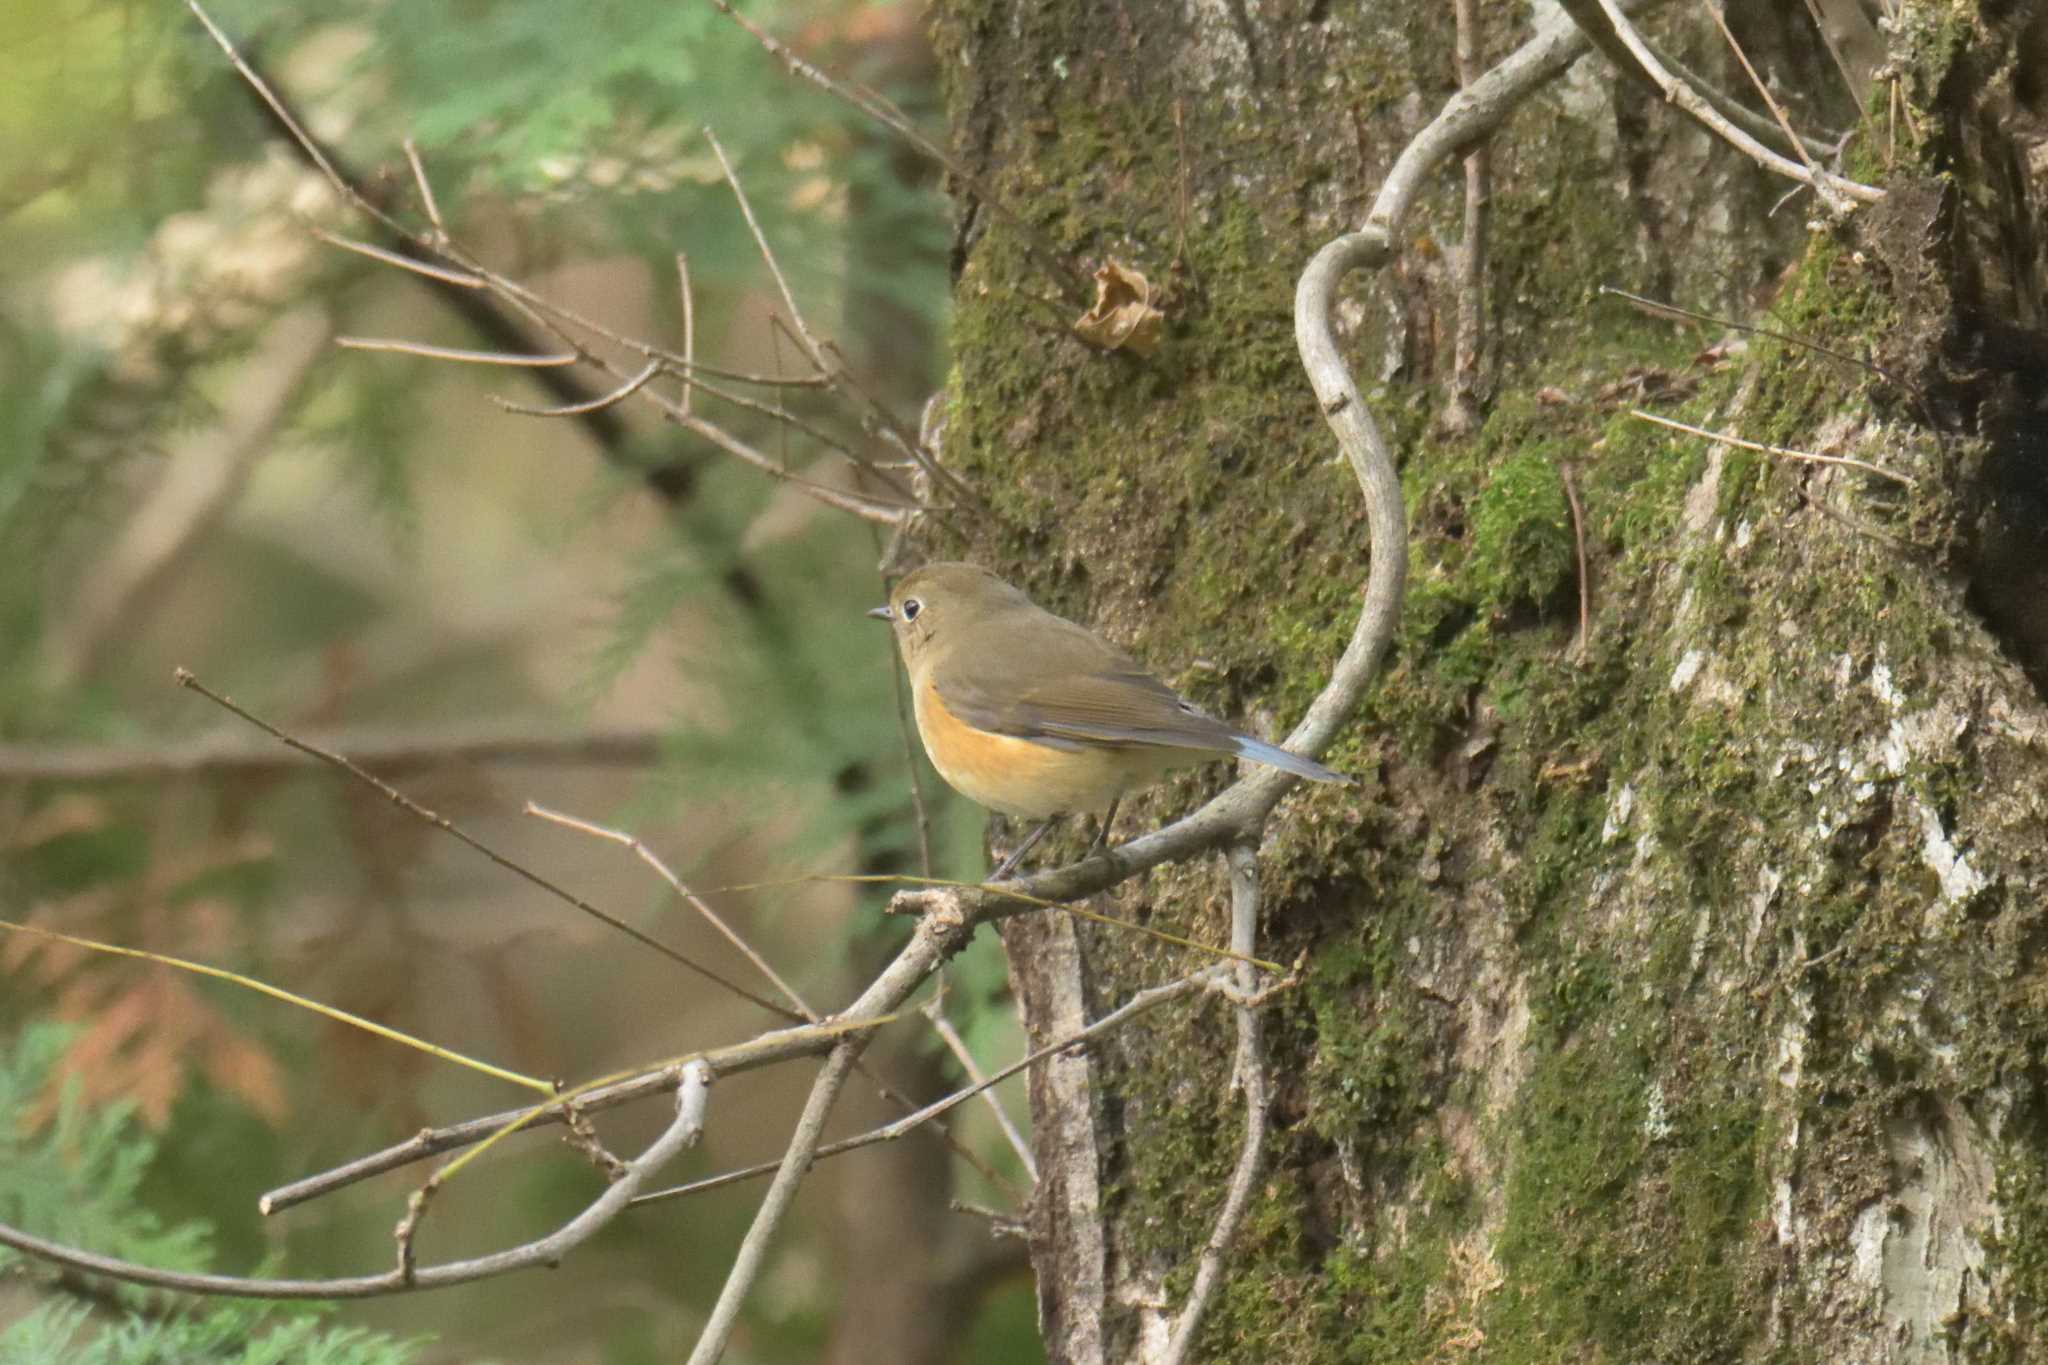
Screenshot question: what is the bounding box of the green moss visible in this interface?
[924,1,2048,1356]
[1486,1037,1769,1362]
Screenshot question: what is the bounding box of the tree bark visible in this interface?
[925,0,2048,1360]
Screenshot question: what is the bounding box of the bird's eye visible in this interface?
[901,597,923,621]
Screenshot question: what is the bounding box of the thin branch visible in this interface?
[0,918,550,1095]
[526,803,812,1018]
[1641,35,1843,162]
[1697,0,1836,207]
[923,992,1037,1182]
[0,1063,710,1301]
[705,132,975,512]
[402,137,446,236]
[1163,845,1270,1364]
[335,337,579,366]
[184,0,400,238]
[309,228,482,287]
[1584,0,1882,206]
[1629,408,1917,487]
[172,670,801,1021]
[634,972,1203,1209]
[260,1016,892,1214]
[1598,286,1942,442]
[0,725,663,783]
[1801,0,1866,116]
[704,126,817,356]
[490,359,661,417]
[186,1,925,529]
[686,1043,859,1365]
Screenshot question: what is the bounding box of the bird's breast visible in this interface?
[912,672,1177,817]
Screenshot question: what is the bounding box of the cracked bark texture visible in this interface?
[923,0,2048,1360]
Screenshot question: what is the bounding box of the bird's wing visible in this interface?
[937,655,1237,753]
[927,606,1352,783]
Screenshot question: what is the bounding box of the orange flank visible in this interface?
[911,673,1188,819]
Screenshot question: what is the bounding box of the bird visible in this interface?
[869,561,1350,877]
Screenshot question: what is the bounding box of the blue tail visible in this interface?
[1229,733,1351,785]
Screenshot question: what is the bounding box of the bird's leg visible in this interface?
[1086,798,1121,858]
[989,817,1057,881]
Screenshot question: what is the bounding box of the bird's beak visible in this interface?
[866,604,893,621]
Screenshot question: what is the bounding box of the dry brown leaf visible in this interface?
[1073,261,1165,356]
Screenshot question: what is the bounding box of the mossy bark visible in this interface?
[922,0,2048,1360]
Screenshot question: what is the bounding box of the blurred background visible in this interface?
[0,1,1039,1360]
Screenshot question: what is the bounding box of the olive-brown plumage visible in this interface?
[869,562,1348,822]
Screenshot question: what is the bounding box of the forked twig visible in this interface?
[704,129,977,511]
[260,1016,892,1214]
[687,1043,859,1365]
[187,0,931,529]
[924,991,1037,1181]
[1697,0,1837,208]
[1583,0,1881,207]
[0,1063,712,1300]
[172,669,799,1020]
[635,973,1204,1214]
[527,803,811,1013]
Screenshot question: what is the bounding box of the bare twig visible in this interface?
[1639,35,1842,162]
[1697,0,1836,208]
[924,991,1037,1181]
[1629,409,1916,487]
[676,253,696,418]
[334,337,579,366]
[1584,0,1881,206]
[187,1,924,529]
[402,137,446,237]
[491,359,661,417]
[260,1016,892,1213]
[636,973,1203,1208]
[173,669,800,1020]
[526,803,812,1018]
[1598,286,1941,441]
[0,1062,710,1301]
[705,130,976,511]
[0,918,549,1095]
[184,0,402,238]
[309,228,482,287]
[1162,844,1271,1364]
[687,1043,859,1365]
[1800,0,1868,116]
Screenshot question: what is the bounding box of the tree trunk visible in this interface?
[924,0,2048,1360]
